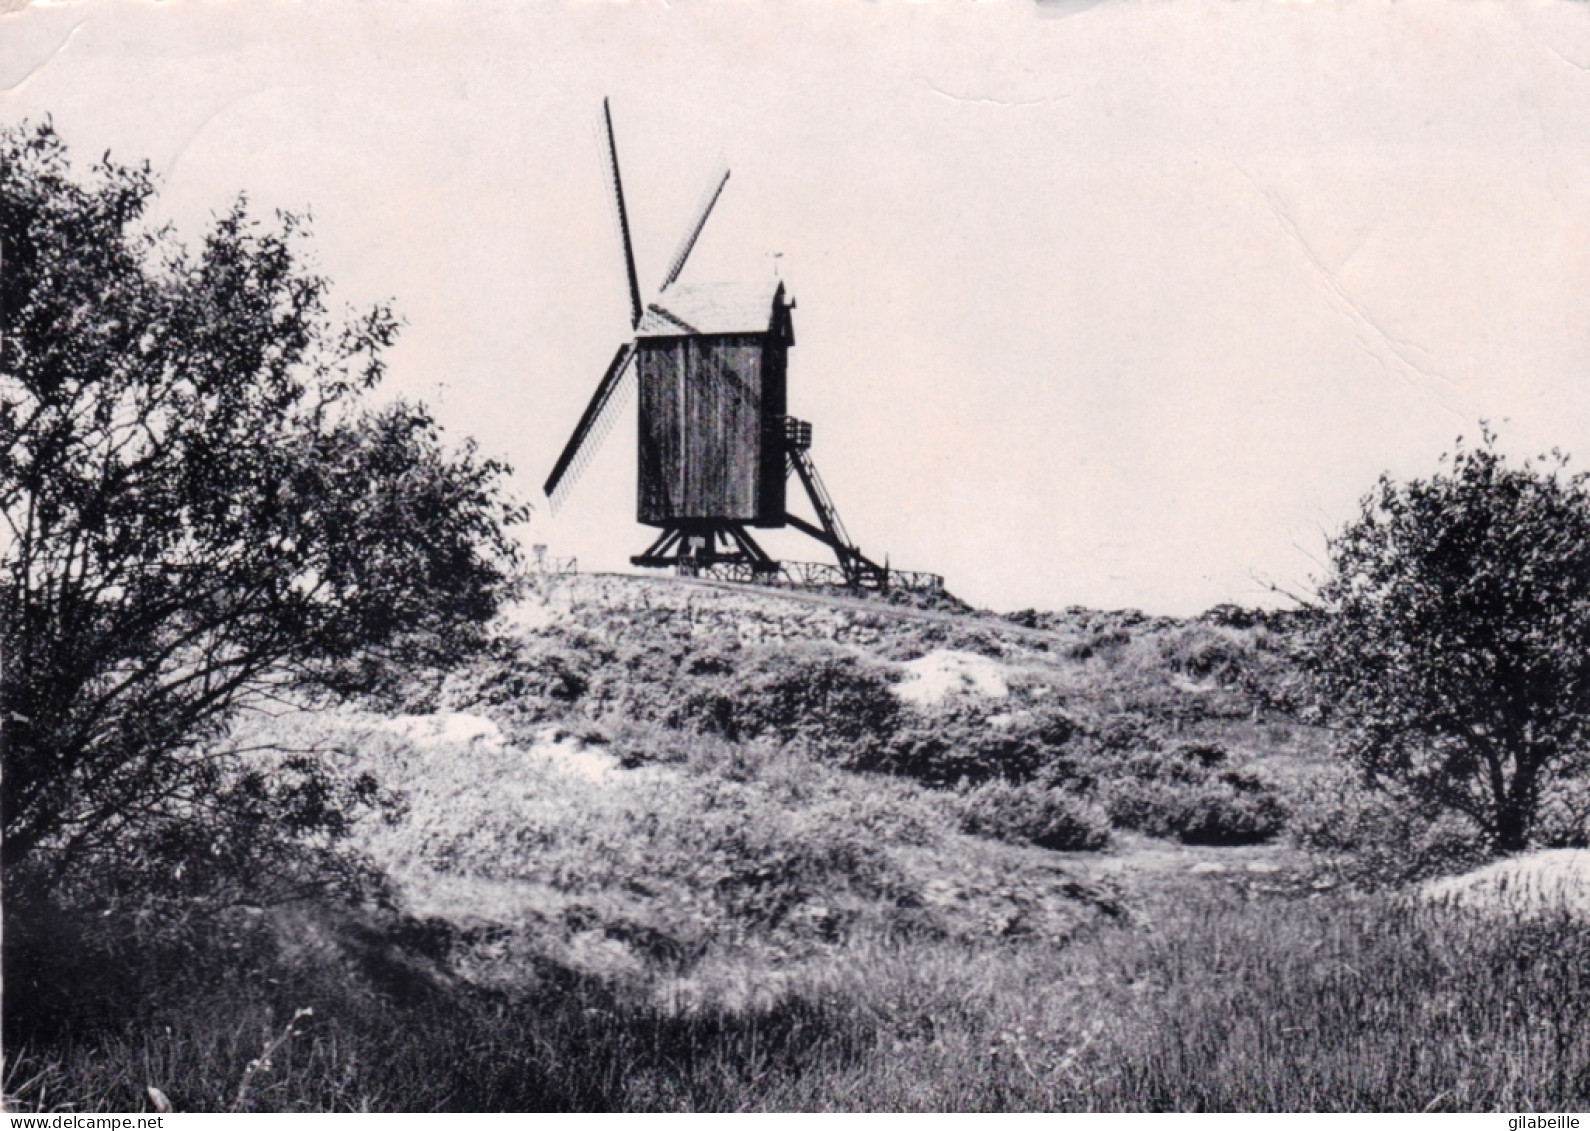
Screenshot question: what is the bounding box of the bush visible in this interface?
[1099,744,1287,846]
[438,629,604,740]
[1288,766,1491,888]
[1156,625,1250,683]
[673,641,902,760]
[1172,786,1290,847]
[952,780,1112,851]
[1534,777,1590,849]
[875,704,1082,787]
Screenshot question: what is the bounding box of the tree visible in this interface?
[1306,428,1590,854]
[0,120,528,906]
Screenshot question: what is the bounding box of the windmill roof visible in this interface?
[637,280,787,338]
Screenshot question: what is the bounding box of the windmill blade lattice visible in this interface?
[544,342,636,512]
[659,165,730,294]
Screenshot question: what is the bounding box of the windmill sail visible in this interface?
[602,99,644,329]
[658,165,730,294]
[544,341,636,511]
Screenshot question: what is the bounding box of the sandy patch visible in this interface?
[379,716,622,784]
[895,649,1010,706]
[498,598,557,632]
[525,726,622,782]
[1422,849,1590,919]
[381,712,505,750]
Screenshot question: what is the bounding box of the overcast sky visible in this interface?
[7,0,1590,614]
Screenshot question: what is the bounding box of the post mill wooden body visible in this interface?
[544,101,928,591]
[634,281,790,531]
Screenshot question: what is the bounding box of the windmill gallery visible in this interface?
[543,102,941,595]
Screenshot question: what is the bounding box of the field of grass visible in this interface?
[9,891,1590,1111]
[6,574,1589,1112]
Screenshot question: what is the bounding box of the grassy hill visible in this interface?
[325,572,1323,993]
[9,573,1590,1112]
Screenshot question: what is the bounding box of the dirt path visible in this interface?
[1062,832,1327,908]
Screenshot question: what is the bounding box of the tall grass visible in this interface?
[9,888,1588,1112]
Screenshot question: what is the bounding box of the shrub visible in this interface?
[674,641,902,759]
[439,629,604,739]
[1534,777,1590,849]
[1198,603,1265,630]
[1171,785,1290,847]
[1089,714,1159,757]
[952,780,1112,851]
[873,704,1083,788]
[1099,744,1287,845]
[1289,766,1491,888]
[1156,625,1250,683]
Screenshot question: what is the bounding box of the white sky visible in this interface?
[6,0,1590,615]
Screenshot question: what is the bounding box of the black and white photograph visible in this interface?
[5,0,1590,1114]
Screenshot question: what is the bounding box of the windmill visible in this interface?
[544,101,934,592]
